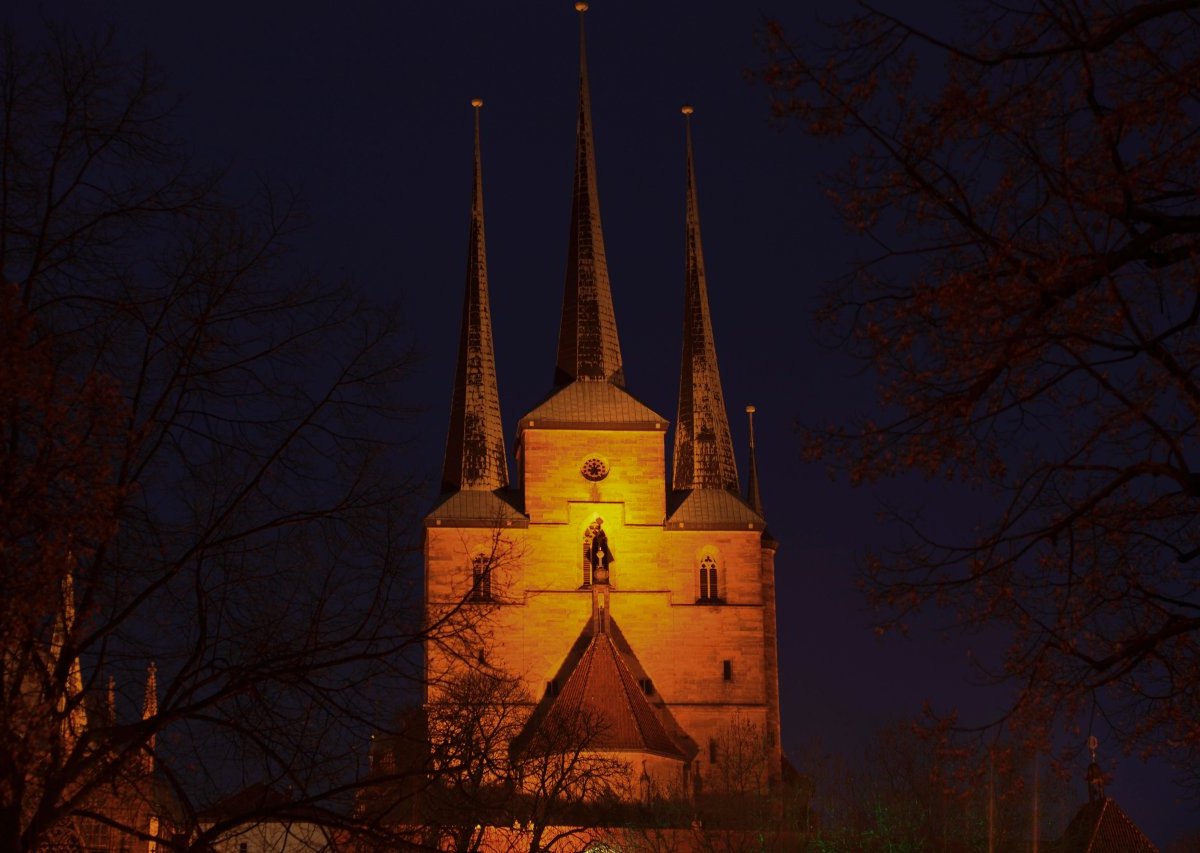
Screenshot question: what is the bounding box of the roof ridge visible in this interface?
[1085,799,1106,853]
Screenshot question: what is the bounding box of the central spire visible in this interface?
[673,107,738,492]
[555,2,625,388]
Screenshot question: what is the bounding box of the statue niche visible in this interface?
[581,518,614,587]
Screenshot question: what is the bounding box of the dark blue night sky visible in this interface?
[6,1,1194,845]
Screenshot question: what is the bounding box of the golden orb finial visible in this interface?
[745,404,756,414]
[681,104,695,116]
[575,2,589,12]
[471,98,483,108]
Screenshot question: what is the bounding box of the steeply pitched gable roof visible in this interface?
[1051,797,1159,853]
[542,631,684,759]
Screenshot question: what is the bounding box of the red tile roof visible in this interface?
[1052,797,1159,853]
[544,633,684,759]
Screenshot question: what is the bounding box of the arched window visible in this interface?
[469,554,491,602]
[698,555,720,602]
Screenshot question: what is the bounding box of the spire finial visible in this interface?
[575,1,588,11]
[746,405,765,516]
[1085,735,1106,803]
[441,99,509,493]
[673,109,739,492]
[555,0,625,387]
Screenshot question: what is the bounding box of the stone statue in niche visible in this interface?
[590,518,614,585]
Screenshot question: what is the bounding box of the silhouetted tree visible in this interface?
[424,669,529,852]
[513,707,628,853]
[759,0,1200,788]
[0,24,429,851]
[358,663,631,853]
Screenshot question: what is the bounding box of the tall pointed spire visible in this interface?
[441,99,509,494]
[52,569,87,747]
[745,405,765,516]
[141,661,157,774]
[555,2,625,388]
[673,106,738,492]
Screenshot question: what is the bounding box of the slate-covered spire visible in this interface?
[141,661,158,774]
[554,2,625,388]
[441,99,509,494]
[52,569,87,746]
[745,405,764,515]
[673,107,738,492]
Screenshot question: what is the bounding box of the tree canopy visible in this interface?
[1,25,427,850]
[760,0,1200,787]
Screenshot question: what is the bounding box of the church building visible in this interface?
[424,4,781,798]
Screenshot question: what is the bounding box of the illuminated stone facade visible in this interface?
[424,9,781,798]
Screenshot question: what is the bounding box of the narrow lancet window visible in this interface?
[698,555,720,602]
[470,554,491,602]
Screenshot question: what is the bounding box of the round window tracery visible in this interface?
[581,456,609,481]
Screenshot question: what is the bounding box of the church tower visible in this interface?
[424,4,781,797]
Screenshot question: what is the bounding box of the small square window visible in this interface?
[722,660,732,681]
[638,677,654,695]
[546,679,560,697]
